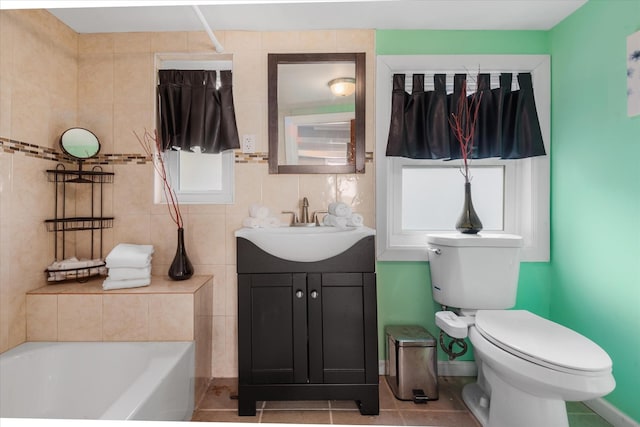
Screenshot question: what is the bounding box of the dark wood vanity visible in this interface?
[236,235,379,416]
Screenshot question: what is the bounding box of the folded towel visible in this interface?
[346,213,364,227]
[102,276,151,291]
[328,202,352,218]
[249,203,270,219]
[107,266,152,281]
[105,243,154,269]
[323,214,348,228]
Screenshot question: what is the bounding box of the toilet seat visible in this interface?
[474,310,612,376]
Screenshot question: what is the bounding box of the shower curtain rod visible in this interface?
[191,5,224,53]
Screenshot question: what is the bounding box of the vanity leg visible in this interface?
[238,398,256,416]
[357,394,380,415]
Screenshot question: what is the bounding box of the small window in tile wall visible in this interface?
[155,55,237,204]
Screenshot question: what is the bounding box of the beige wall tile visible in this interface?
[187,213,226,266]
[113,213,152,248]
[103,294,149,341]
[224,31,261,52]
[113,53,153,105]
[11,79,50,145]
[112,163,154,215]
[58,295,102,341]
[151,32,188,52]
[149,294,193,341]
[299,174,338,214]
[26,295,57,341]
[78,54,114,105]
[113,103,154,154]
[337,170,375,215]
[212,266,227,316]
[211,315,226,377]
[79,33,114,55]
[299,31,337,50]
[231,52,266,104]
[262,174,300,220]
[195,279,213,393]
[114,32,151,54]
[225,265,237,318]
[336,30,375,52]
[224,315,238,376]
[262,31,303,51]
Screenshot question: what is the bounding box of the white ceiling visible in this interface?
[25,1,587,34]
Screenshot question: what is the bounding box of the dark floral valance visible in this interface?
[385,72,546,160]
[157,69,240,153]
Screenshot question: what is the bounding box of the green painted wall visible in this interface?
[549,0,640,421]
[376,30,549,55]
[374,29,552,361]
[376,3,640,420]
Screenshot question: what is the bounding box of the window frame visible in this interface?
[154,53,236,205]
[375,55,550,262]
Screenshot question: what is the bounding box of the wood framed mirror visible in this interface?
[268,52,365,174]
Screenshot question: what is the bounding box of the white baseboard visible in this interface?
[378,360,477,377]
[584,398,639,427]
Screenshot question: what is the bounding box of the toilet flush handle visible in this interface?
[427,247,441,255]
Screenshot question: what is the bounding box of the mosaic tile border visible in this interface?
[1,137,373,166]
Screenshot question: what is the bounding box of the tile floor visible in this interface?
[191,377,613,426]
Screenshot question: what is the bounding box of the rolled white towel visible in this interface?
[47,257,100,271]
[48,266,107,282]
[346,213,364,227]
[323,213,348,228]
[102,276,151,291]
[105,243,154,269]
[249,203,270,219]
[107,266,152,281]
[242,217,260,228]
[258,216,281,228]
[328,202,352,218]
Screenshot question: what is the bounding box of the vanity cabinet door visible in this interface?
[238,273,308,384]
[308,272,377,384]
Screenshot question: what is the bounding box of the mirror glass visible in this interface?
[269,53,365,174]
[60,128,100,159]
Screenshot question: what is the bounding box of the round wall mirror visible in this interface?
[60,128,100,160]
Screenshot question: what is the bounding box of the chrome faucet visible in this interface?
[282,197,316,227]
[301,197,310,224]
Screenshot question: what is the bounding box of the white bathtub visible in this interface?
[0,341,194,421]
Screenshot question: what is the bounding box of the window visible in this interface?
[155,54,235,204]
[163,149,235,204]
[376,55,550,261]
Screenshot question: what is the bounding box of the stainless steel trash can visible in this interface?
[385,325,438,402]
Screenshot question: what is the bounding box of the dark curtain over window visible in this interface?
[158,69,240,153]
[386,72,546,160]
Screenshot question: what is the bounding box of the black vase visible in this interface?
[456,182,483,234]
[168,227,194,280]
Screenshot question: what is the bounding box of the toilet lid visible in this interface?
[475,310,612,374]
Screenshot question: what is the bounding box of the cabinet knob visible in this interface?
[310,290,319,299]
[295,290,304,299]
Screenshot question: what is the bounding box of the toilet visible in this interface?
[427,233,615,427]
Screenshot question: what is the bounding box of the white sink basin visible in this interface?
[235,226,376,262]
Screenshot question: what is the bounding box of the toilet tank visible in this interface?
[427,233,523,310]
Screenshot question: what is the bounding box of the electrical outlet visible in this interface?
[242,134,256,153]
